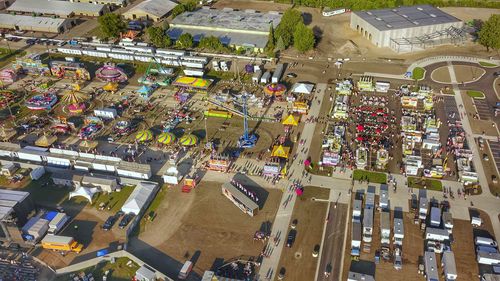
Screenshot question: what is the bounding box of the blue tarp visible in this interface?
[44,211,58,221]
[96,249,109,257]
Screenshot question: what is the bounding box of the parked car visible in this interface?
[102,215,118,231]
[286,73,297,78]
[286,229,297,247]
[278,267,286,280]
[26,39,36,45]
[493,71,500,77]
[119,213,134,229]
[312,244,320,257]
[291,219,298,229]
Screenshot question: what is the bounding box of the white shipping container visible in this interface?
[49,213,69,234]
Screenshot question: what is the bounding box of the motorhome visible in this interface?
[352,199,362,222]
[393,218,404,246]
[379,185,389,210]
[363,208,373,243]
[424,251,439,281]
[365,191,375,209]
[476,237,498,248]
[380,211,391,245]
[425,227,449,242]
[351,222,362,257]
[442,212,453,234]
[430,207,441,227]
[442,251,458,281]
[419,197,428,220]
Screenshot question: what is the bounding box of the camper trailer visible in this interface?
[260,71,271,84]
[442,212,453,234]
[351,222,362,257]
[477,251,500,265]
[430,207,441,227]
[380,211,391,245]
[363,208,374,243]
[272,64,284,83]
[424,251,439,281]
[476,237,498,248]
[365,191,375,209]
[419,197,428,220]
[425,227,449,242]
[379,185,389,210]
[442,251,458,281]
[393,218,404,246]
[352,199,362,222]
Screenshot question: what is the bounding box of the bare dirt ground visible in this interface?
[276,186,329,281]
[440,7,500,22]
[432,66,453,83]
[137,181,281,275]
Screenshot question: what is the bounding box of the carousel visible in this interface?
[156,132,176,145]
[25,93,58,110]
[136,130,153,143]
[61,85,88,114]
[95,63,128,83]
[264,84,286,97]
[79,117,103,140]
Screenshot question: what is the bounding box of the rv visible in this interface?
[365,191,375,209]
[393,218,404,245]
[352,199,362,222]
[442,212,453,234]
[477,251,500,265]
[178,261,193,280]
[351,222,362,256]
[272,64,284,83]
[419,197,428,220]
[425,227,449,242]
[442,252,459,279]
[430,207,441,227]
[379,185,389,210]
[380,211,391,245]
[476,237,498,248]
[220,61,229,71]
[424,251,439,281]
[363,208,374,243]
[471,216,483,227]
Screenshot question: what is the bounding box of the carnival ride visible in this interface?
[0,90,16,109]
[61,84,88,114]
[138,58,173,86]
[136,84,158,99]
[179,134,198,146]
[95,63,128,83]
[237,93,258,149]
[157,132,176,145]
[264,84,286,97]
[114,120,136,136]
[79,117,103,140]
[136,130,153,142]
[25,93,58,111]
[0,69,18,85]
[50,61,91,81]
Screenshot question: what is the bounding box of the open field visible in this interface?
[277,186,329,281]
[135,180,281,275]
[353,170,387,184]
[407,177,443,191]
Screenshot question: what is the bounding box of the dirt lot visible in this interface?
[276,186,329,281]
[136,180,281,275]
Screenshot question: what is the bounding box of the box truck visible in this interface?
[48,213,70,234]
[351,222,361,256]
[380,211,391,245]
[41,235,83,253]
[442,251,458,281]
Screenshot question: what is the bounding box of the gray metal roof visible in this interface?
[222,182,259,211]
[82,174,117,186]
[123,0,177,18]
[7,0,105,16]
[353,5,461,31]
[168,27,269,48]
[0,14,69,30]
[0,189,30,221]
[171,8,282,33]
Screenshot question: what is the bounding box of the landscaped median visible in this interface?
[466,90,486,99]
[408,176,443,191]
[479,61,498,68]
[412,67,425,80]
[353,170,387,184]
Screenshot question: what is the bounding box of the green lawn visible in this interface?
[467,90,485,99]
[479,61,497,67]
[55,257,139,281]
[412,67,425,80]
[408,177,443,191]
[353,170,387,184]
[0,47,26,69]
[90,185,135,213]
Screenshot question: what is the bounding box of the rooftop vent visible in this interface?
[417,7,423,11]
[386,24,392,28]
[430,13,436,17]
[376,17,381,20]
[367,11,372,15]
[413,21,419,25]
[402,14,408,18]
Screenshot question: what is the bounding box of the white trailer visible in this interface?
[375,81,391,93]
[322,8,348,17]
[442,212,453,234]
[380,211,391,245]
[365,192,375,209]
[476,237,498,248]
[183,68,205,77]
[252,70,262,84]
[379,185,389,210]
[442,251,457,281]
[22,217,49,242]
[260,71,271,84]
[271,64,284,83]
[363,208,373,243]
[48,213,69,234]
[425,227,449,241]
[477,251,500,265]
[424,251,439,281]
[393,218,404,245]
[351,222,361,256]
[352,199,362,222]
[212,60,220,71]
[419,197,428,220]
[430,207,441,227]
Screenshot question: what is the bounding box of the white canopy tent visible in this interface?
[121,182,158,215]
[291,83,314,94]
[69,186,99,203]
[162,165,180,185]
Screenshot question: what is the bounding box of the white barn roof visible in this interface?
[121,182,158,215]
[124,0,177,18]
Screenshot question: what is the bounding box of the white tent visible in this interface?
[162,166,180,185]
[291,83,315,94]
[121,182,158,215]
[69,186,99,203]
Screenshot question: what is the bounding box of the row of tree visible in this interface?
[274,0,500,10]
[267,9,316,54]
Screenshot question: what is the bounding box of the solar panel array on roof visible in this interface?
[353,5,460,31]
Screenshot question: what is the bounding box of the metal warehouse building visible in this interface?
[0,14,75,33]
[350,5,465,52]
[7,0,108,17]
[168,7,282,53]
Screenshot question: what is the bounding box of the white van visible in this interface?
[476,237,498,248]
[178,261,193,280]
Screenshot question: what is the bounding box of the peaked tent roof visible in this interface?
[69,186,98,203]
[291,83,314,94]
[35,134,57,147]
[271,145,290,159]
[282,114,299,126]
[121,182,158,215]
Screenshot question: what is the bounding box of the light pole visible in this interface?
[204,116,208,143]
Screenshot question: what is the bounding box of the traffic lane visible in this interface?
[317,203,348,281]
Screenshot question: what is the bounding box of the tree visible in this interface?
[266,23,275,51]
[162,21,170,30]
[183,1,197,11]
[293,22,315,52]
[275,36,286,52]
[199,36,223,51]
[176,33,194,48]
[147,27,164,47]
[478,14,500,51]
[171,5,186,18]
[274,9,303,49]
[98,14,126,38]
[163,34,172,47]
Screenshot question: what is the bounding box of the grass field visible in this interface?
[412,67,425,80]
[90,185,135,213]
[479,61,497,67]
[467,90,485,99]
[353,170,387,184]
[408,177,443,191]
[55,257,139,281]
[0,47,26,68]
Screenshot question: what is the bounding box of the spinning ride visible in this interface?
[138,58,173,86]
[25,93,58,110]
[264,84,286,96]
[237,93,258,149]
[79,117,103,140]
[61,84,88,114]
[95,63,128,83]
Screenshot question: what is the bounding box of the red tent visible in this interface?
[357,125,364,132]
